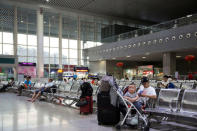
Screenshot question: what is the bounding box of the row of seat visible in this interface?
[2,79,197,126]
[146,89,197,125]
[117,80,197,90]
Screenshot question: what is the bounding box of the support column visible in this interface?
[13,6,17,56]
[59,14,62,69]
[163,52,176,75]
[13,7,18,80]
[77,16,81,65]
[37,8,44,78]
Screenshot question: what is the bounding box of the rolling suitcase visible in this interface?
[80,96,93,114]
[97,92,120,125]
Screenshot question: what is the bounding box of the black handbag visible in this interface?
[76,98,88,107]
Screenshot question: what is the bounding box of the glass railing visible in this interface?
[102,14,197,43]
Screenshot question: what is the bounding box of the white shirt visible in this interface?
[138,85,156,103]
[161,80,169,87]
[45,82,54,88]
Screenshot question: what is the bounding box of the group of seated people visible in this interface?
[121,77,157,115]
[9,75,54,102]
[0,74,170,108]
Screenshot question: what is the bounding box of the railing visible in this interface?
[102,14,197,43]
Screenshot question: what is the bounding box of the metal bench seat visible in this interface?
[145,89,181,115]
[146,89,197,125]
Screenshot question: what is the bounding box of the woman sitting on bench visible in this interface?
[28,78,54,102]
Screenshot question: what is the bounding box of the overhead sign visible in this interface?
[74,67,89,72]
[19,62,36,66]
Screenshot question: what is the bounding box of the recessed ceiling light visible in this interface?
[176,56,182,58]
[46,0,50,2]
[142,57,146,59]
[126,56,131,58]
[21,20,24,23]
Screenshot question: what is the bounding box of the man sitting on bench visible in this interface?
[138,77,157,107]
[28,78,54,102]
[0,77,15,92]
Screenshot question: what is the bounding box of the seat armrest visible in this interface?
[169,99,179,112]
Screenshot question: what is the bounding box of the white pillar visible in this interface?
[13,7,18,80]
[163,52,176,75]
[37,8,44,78]
[13,6,17,56]
[59,14,62,69]
[77,16,81,65]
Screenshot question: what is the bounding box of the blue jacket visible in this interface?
[167,83,175,89]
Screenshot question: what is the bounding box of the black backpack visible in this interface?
[80,82,93,97]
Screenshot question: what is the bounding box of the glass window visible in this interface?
[28,46,37,56]
[44,36,49,47]
[62,38,68,48]
[28,35,37,46]
[69,49,77,59]
[50,37,59,47]
[18,23,27,34]
[28,24,37,34]
[44,48,49,57]
[44,57,49,64]
[3,44,13,55]
[62,49,68,59]
[80,41,84,49]
[18,34,27,45]
[3,32,13,44]
[50,58,59,64]
[81,59,84,66]
[50,48,59,57]
[0,32,2,43]
[28,57,37,63]
[18,45,27,56]
[0,44,2,54]
[18,57,27,62]
[80,50,84,59]
[69,39,77,49]
[69,59,77,65]
[62,58,68,65]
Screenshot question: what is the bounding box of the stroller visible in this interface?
[110,80,150,131]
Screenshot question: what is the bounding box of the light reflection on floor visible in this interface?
[0,93,196,131]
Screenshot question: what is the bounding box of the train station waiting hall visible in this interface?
[0,0,197,131]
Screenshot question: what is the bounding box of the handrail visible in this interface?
[102,14,197,43]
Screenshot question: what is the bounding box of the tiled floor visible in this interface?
[0,93,196,131]
[0,93,132,131]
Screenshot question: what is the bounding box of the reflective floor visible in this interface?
[0,93,133,131]
[0,93,196,131]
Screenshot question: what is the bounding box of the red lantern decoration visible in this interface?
[116,62,124,67]
[185,55,195,62]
